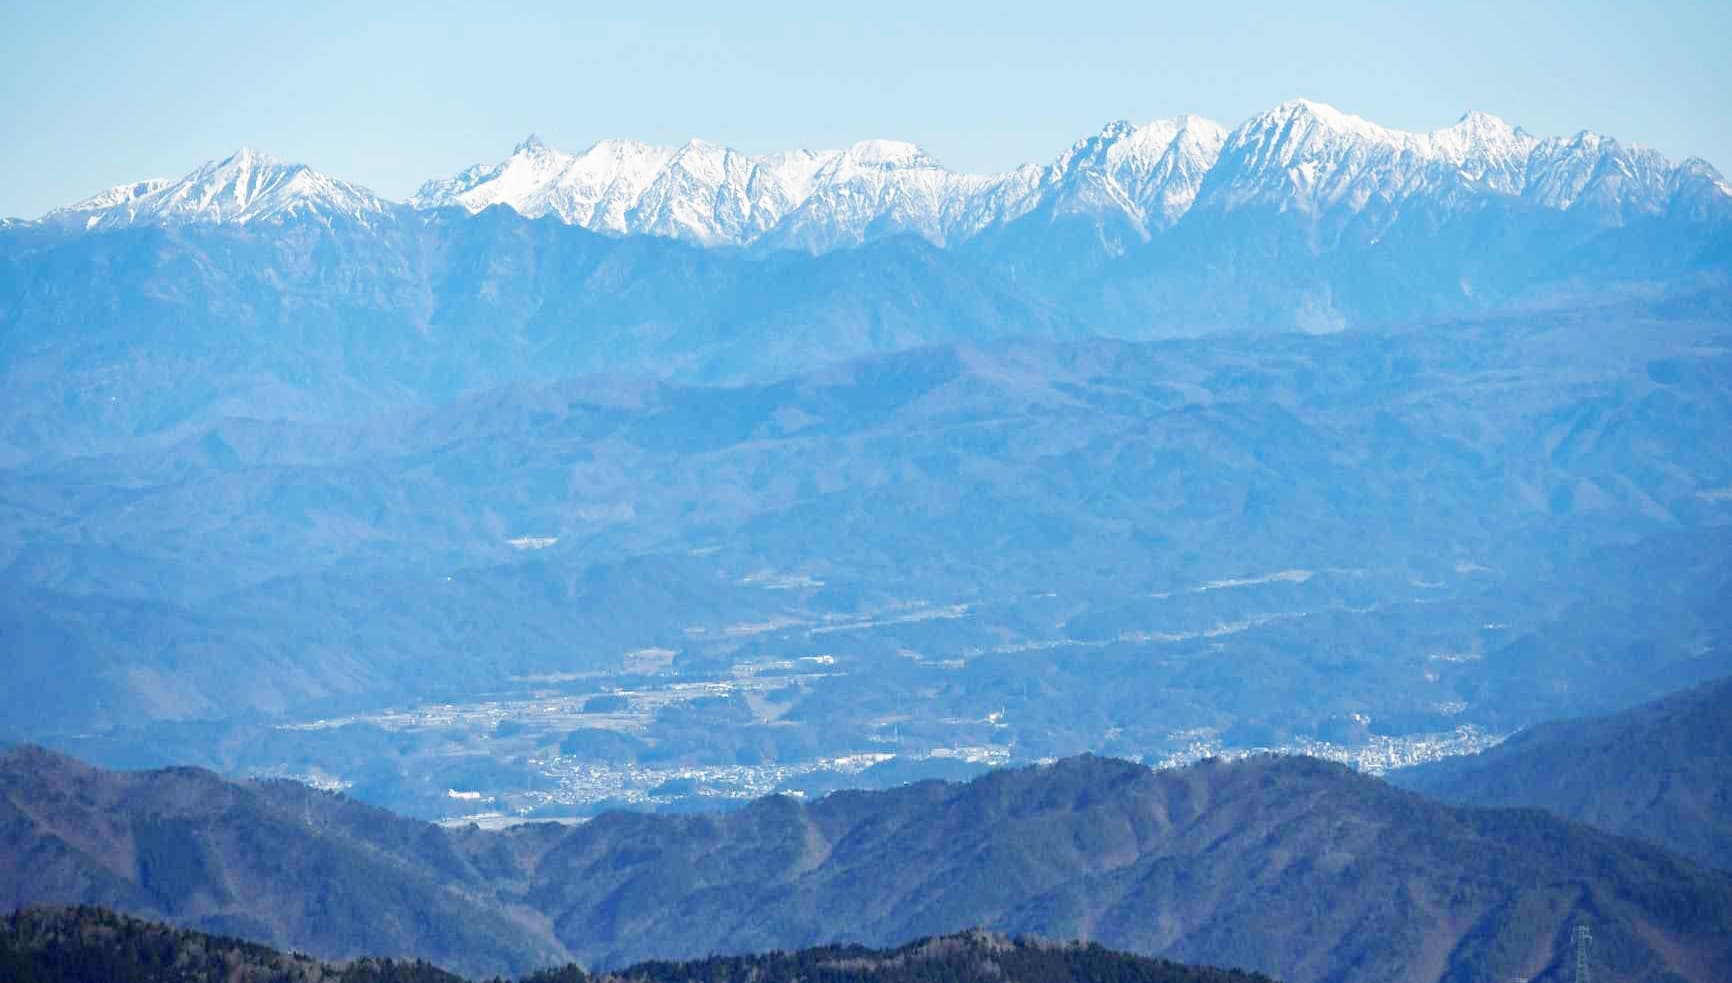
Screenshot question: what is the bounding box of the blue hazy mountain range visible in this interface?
[4,306,1731,816]
[1,100,1730,816]
[5,100,1729,464]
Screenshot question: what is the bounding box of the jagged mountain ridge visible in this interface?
[411,100,1732,246]
[30,100,1731,249]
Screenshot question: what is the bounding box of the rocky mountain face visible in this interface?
[1394,676,1732,871]
[3,747,1729,983]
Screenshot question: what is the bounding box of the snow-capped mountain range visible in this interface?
[33,99,1732,251]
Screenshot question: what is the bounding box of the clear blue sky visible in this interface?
[3,0,1729,217]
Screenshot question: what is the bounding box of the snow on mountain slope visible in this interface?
[1039,114,1228,233]
[1522,131,1678,223]
[1666,157,1732,222]
[762,139,972,251]
[1198,99,1540,220]
[410,101,1725,250]
[411,134,847,246]
[411,135,675,232]
[37,100,1732,248]
[45,178,173,229]
[44,148,392,229]
[411,120,1230,251]
[1184,98,1732,247]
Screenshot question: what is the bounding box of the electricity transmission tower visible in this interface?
[1572,923,1593,983]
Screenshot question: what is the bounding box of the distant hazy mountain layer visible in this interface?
[4,313,1730,792]
[3,747,1728,983]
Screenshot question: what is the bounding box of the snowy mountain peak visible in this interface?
[1094,119,1146,142]
[1172,113,1228,136]
[1210,99,1566,215]
[1253,98,1390,140]
[583,136,667,159]
[1521,129,1681,219]
[1455,109,1512,130]
[223,145,277,166]
[844,139,937,167]
[46,149,391,229]
[513,133,554,155]
[1035,114,1228,232]
[1677,156,1732,189]
[1235,101,1531,159]
[1439,110,1526,148]
[1668,157,1732,219]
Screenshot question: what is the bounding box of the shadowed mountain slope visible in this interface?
[1394,676,1732,870]
[0,746,566,977]
[3,746,1729,983]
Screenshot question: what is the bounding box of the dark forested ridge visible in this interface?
[0,907,1270,983]
[1393,675,1732,870]
[0,906,466,983]
[577,930,1272,983]
[4,745,1730,983]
